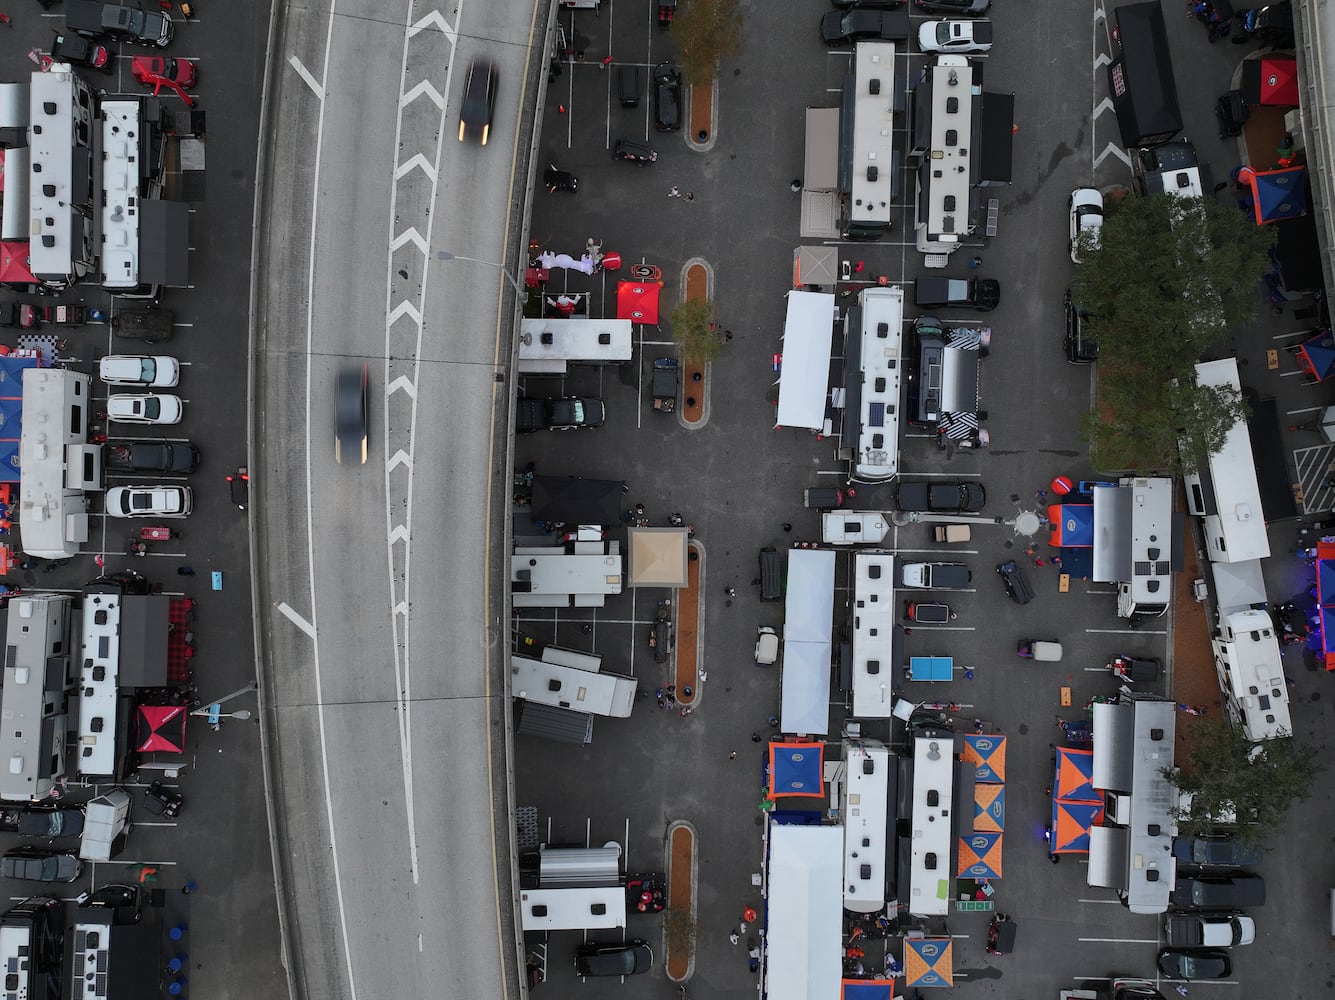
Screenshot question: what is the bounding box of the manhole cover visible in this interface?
[1012,510,1042,536]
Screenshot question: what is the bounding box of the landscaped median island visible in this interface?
[675,260,717,427]
[664,820,698,981]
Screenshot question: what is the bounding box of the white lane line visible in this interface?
[288,55,324,101]
[301,3,358,997]
[1076,898,1124,904]
[1078,937,1158,944]
[276,601,316,639]
[1086,627,1168,635]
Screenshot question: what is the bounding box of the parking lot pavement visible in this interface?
[511,1,1335,995]
[0,5,284,996]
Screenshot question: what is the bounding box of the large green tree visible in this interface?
[1166,719,1320,847]
[671,297,723,365]
[1074,192,1275,473]
[672,0,743,87]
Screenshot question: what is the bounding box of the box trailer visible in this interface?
[1108,2,1183,147]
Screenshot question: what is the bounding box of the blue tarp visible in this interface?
[0,397,22,439]
[0,355,38,398]
[1297,331,1335,382]
[0,439,19,481]
[768,742,825,798]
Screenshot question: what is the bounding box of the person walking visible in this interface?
[968,256,983,269]
[668,186,681,198]
[684,192,695,202]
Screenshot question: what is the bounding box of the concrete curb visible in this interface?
[684,539,706,708]
[664,819,699,982]
[685,77,720,153]
[677,257,715,431]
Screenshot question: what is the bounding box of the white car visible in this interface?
[1069,188,1104,262]
[106,393,183,425]
[98,355,180,387]
[918,19,993,53]
[105,485,193,517]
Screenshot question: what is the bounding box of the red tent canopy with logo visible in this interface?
[0,243,36,286]
[135,704,188,753]
[616,281,661,324]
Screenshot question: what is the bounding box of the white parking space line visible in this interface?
[1087,626,1167,635]
[1078,937,1158,944]
[894,548,981,555]
[1272,329,1309,341]
[288,55,324,101]
[1076,898,1124,904]
[276,600,316,640]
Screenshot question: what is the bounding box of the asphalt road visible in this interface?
[251,0,548,997]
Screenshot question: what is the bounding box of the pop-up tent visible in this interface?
[626,527,688,587]
[766,824,844,1000]
[780,549,836,734]
[1241,55,1299,107]
[768,741,825,798]
[528,476,623,526]
[904,938,953,988]
[957,831,1002,879]
[1245,166,1307,225]
[775,291,835,430]
[973,783,1005,833]
[961,734,1006,783]
[134,704,187,753]
[616,280,660,324]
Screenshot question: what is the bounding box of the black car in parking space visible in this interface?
[820,8,911,44]
[50,32,113,72]
[575,939,653,976]
[915,0,991,13]
[106,440,202,474]
[895,480,986,513]
[1170,874,1266,908]
[653,63,682,132]
[1157,948,1232,981]
[1063,288,1098,364]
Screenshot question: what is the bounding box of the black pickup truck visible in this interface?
[66,0,174,47]
[106,440,200,474]
[896,480,986,513]
[914,276,1001,312]
[0,806,85,838]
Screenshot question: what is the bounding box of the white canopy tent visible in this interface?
[775,291,836,430]
[781,549,836,734]
[764,824,843,1000]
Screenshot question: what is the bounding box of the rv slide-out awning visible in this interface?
[1086,826,1129,890]
[781,549,836,735]
[1091,485,1133,582]
[776,291,835,431]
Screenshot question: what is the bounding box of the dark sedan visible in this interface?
[915,0,991,13]
[820,8,911,44]
[1,847,83,883]
[458,58,498,145]
[1157,948,1232,981]
[335,365,368,466]
[1171,835,1264,868]
[653,63,682,132]
[575,939,653,977]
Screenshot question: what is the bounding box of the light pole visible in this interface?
[435,251,526,298]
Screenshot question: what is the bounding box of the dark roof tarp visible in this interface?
[1273,211,1324,293]
[977,92,1015,184]
[529,476,623,526]
[1247,397,1299,520]
[116,595,171,687]
[138,199,190,287]
[1108,2,1183,146]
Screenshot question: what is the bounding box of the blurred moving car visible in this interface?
[1,847,83,883]
[336,366,369,465]
[99,354,180,387]
[458,59,498,145]
[228,467,250,510]
[107,393,183,425]
[1069,188,1105,262]
[106,485,193,517]
[653,62,682,131]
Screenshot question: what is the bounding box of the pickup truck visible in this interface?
[895,480,985,513]
[105,440,201,474]
[899,561,971,590]
[66,0,174,48]
[516,396,606,432]
[1164,910,1256,948]
[914,276,1000,312]
[0,806,85,838]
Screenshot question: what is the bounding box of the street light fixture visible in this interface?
[435,251,526,298]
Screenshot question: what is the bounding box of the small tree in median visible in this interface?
[671,297,724,365]
[1165,719,1321,847]
[672,0,743,87]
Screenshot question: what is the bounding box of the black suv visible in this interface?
[653,63,682,132]
[1063,289,1098,364]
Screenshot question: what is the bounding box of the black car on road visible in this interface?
[820,8,911,43]
[335,366,369,465]
[458,59,498,145]
[653,63,682,132]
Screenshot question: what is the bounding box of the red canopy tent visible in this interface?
[0,243,36,287]
[135,704,188,753]
[1242,55,1299,107]
[616,281,661,324]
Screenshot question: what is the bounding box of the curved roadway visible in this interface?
[251,1,548,996]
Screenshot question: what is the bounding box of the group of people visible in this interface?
[1188,0,1233,41]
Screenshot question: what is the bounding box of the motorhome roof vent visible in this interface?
[867,165,879,182]
[547,679,562,692]
[598,333,611,345]
[944,195,956,211]
[946,96,959,113]
[869,78,881,95]
[877,321,889,336]
[540,332,554,345]
[866,659,879,675]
